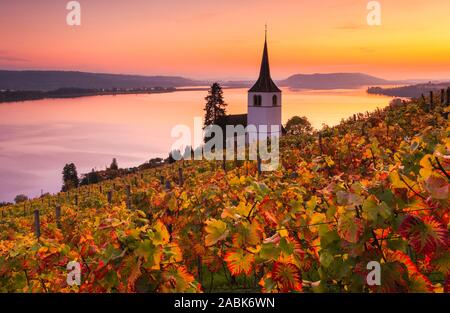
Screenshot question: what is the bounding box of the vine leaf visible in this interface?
[204,219,229,247]
[362,196,392,226]
[258,197,279,227]
[424,175,449,200]
[337,215,365,243]
[386,250,433,292]
[271,262,302,292]
[419,154,434,180]
[160,265,197,292]
[224,249,254,276]
[232,221,261,247]
[399,214,448,255]
[152,220,170,245]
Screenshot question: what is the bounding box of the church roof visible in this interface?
[249,33,281,93]
[216,114,247,138]
[217,114,247,127]
[217,113,287,136]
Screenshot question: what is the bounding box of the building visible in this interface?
[247,30,282,138]
[223,30,283,141]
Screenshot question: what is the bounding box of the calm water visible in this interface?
[0,87,393,202]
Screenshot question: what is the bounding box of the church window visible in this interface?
[272,95,277,106]
[253,95,262,106]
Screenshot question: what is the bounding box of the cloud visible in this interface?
[0,50,29,62]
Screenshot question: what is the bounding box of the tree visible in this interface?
[110,158,119,170]
[14,194,28,204]
[62,163,79,192]
[204,83,227,142]
[285,116,313,135]
[80,169,100,186]
[167,150,180,164]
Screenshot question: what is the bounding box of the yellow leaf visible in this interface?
[278,228,289,238]
[152,220,170,245]
[136,210,147,218]
[164,244,183,263]
[229,176,241,186]
[419,154,434,180]
[204,219,229,246]
[224,249,254,276]
[310,212,326,225]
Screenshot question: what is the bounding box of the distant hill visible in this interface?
[0,70,203,91]
[367,82,450,98]
[0,70,398,92]
[279,73,392,89]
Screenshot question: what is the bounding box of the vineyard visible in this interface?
[0,97,449,293]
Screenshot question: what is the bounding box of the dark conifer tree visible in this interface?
[203,83,227,142]
[110,158,119,170]
[61,163,79,191]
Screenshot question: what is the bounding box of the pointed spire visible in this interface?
[265,23,267,41]
[249,26,281,93]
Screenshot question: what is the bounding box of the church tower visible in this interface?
[247,29,282,139]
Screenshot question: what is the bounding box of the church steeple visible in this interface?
[249,27,281,93]
[247,28,282,139]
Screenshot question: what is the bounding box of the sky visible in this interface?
[1,0,450,80]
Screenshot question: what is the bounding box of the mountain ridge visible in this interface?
[279,72,393,89]
[0,70,397,91]
[0,70,204,91]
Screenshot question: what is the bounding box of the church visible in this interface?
[219,30,283,139]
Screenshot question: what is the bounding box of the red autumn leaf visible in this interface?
[386,250,433,292]
[271,262,302,292]
[259,197,279,227]
[399,214,448,255]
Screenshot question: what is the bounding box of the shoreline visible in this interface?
[0,86,250,104]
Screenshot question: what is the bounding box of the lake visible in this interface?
[0,87,393,202]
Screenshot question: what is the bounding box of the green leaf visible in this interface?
[134,239,159,268]
[320,230,340,249]
[259,242,281,261]
[319,250,334,268]
[362,196,392,226]
[431,251,450,274]
[279,237,294,255]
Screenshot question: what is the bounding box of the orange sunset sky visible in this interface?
[1,0,450,80]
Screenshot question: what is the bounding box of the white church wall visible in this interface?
[247,91,282,137]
